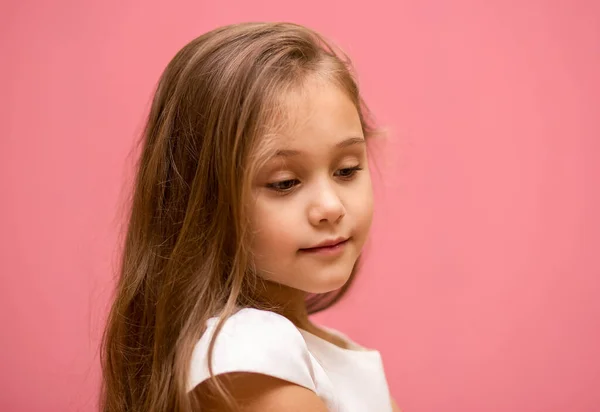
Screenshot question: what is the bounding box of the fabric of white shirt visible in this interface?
[187,307,393,412]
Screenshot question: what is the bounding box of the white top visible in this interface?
[188,308,392,412]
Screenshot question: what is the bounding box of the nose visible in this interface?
[307,182,346,226]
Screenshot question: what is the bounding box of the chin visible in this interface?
[302,271,352,294]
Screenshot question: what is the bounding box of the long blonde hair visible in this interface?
[100,21,382,411]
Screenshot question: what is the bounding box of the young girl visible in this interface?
[101,21,399,412]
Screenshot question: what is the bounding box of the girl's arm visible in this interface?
[193,372,328,411]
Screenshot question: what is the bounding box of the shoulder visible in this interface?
[206,307,304,340]
[187,308,316,393]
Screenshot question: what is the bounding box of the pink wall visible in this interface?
[2,1,599,411]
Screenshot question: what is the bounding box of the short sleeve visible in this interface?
[187,308,317,393]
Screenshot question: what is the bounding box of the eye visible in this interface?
[266,179,300,192]
[334,165,363,179]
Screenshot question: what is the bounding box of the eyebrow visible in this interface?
[274,136,366,157]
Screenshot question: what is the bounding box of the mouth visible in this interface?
[299,237,350,255]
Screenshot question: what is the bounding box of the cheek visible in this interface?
[251,222,299,281]
[250,202,299,258]
[356,196,374,232]
[349,177,374,236]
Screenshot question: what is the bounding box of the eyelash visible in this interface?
[266,165,363,194]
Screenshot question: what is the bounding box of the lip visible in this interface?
[306,237,349,249]
[299,237,350,256]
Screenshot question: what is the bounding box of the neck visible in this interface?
[258,280,312,329]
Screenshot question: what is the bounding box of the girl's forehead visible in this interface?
[253,78,362,159]
[276,90,358,137]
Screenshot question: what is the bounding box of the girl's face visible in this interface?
[250,79,374,294]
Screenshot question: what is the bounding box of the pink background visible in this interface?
[2,1,599,411]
